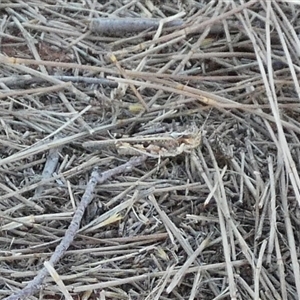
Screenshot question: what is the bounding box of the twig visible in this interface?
[0,75,118,88]
[0,82,72,99]
[89,18,184,36]
[4,155,147,300]
[33,144,61,200]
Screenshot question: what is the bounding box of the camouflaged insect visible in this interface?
[115,127,202,158]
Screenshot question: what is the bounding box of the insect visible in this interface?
[83,125,202,158]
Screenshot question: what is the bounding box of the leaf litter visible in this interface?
[0,1,300,299]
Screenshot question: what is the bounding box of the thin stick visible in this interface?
[33,144,61,200]
[4,155,147,300]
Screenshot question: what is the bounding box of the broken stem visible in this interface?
[4,155,147,300]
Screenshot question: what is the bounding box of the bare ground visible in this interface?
[1,1,300,299]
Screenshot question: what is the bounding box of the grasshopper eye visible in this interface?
[170,132,183,139]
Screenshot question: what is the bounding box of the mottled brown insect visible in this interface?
[115,127,202,158]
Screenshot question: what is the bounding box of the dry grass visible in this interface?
[1,0,300,299]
